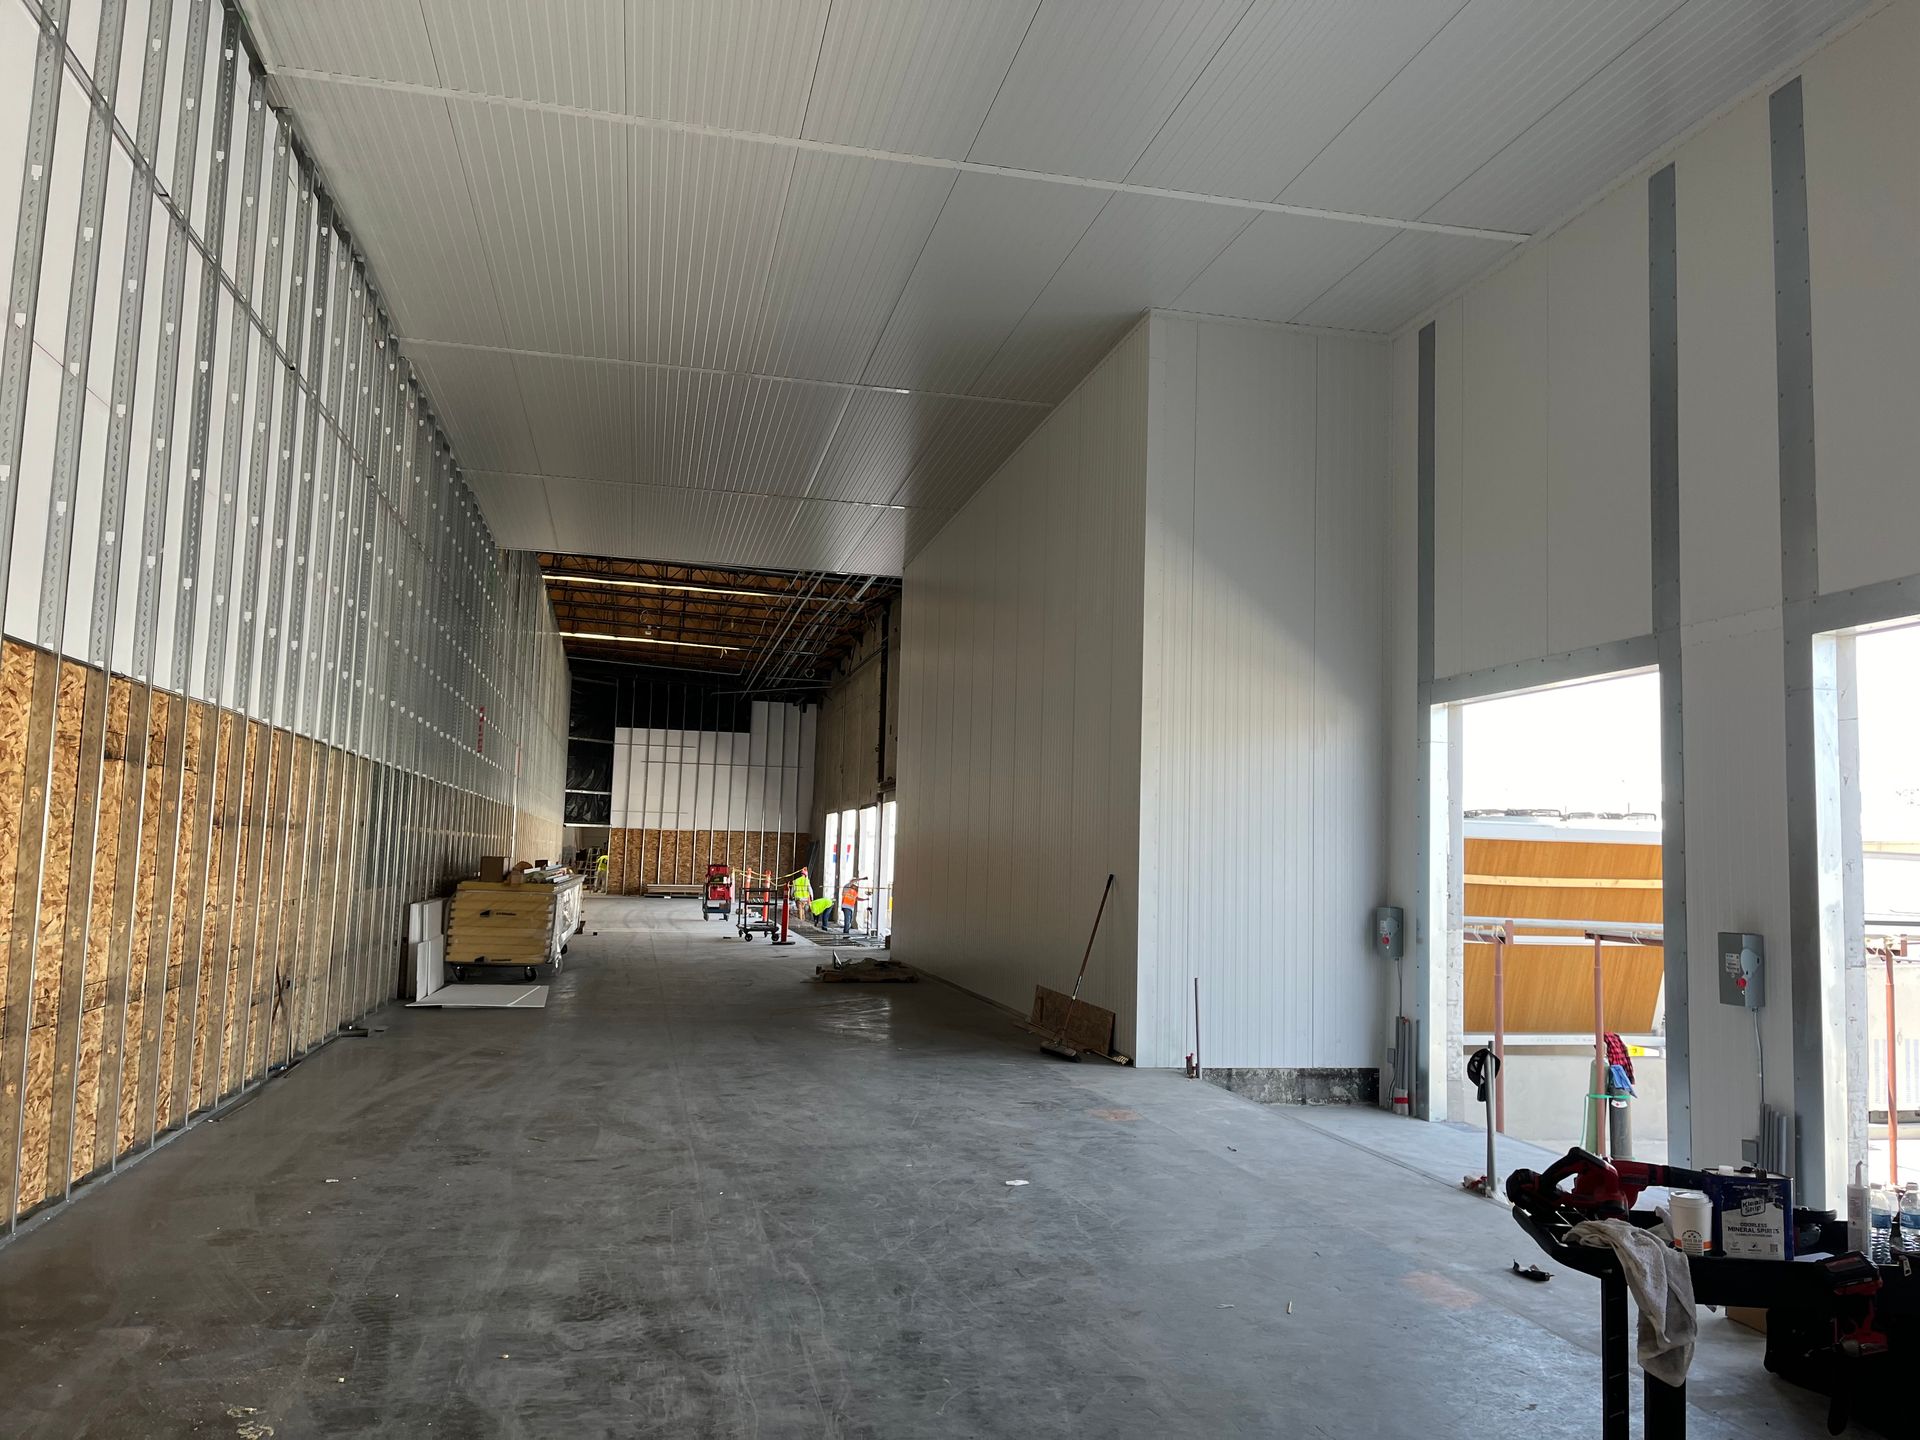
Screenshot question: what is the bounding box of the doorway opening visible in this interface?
[1842,620,1920,1190]
[1449,669,1666,1161]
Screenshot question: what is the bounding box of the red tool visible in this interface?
[1507,1147,1710,1220]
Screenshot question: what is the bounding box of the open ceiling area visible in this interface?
[542,553,897,696]
[243,0,1869,576]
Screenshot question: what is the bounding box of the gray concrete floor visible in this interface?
[0,897,1834,1437]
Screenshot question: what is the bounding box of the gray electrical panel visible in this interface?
[1374,906,1404,961]
[1717,931,1764,1009]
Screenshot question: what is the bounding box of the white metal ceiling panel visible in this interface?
[888,400,1050,512]
[420,0,626,112]
[808,389,1046,509]
[1291,229,1518,334]
[835,507,911,575]
[1126,0,1459,202]
[271,75,503,347]
[967,0,1252,180]
[508,358,852,496]
[905,506,959,562]
[627,0,830,135]
[1424,0,1869,233]
[1170,210,1394,324]
[593,482,812,572]
[861,171,1108,394]
[971,193,1251,402]
[805,390,936,505]
[543,475,640,555]
[450,98,632,360]
[631,127,794,372]
[509,352,635,483]
[1280,0,1682,221]
[405,341,542,476]
[246,0,439,85]
[718,376,853,497]
[782,496,888,573]
[802,0,1040,159]
[750,152,957,383]
[466,470,558,551]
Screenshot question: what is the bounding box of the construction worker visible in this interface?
[839,876,861,936]
[790,868,813,917]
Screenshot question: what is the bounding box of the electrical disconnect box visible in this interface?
[1374,906,1404,961]
[1717,931,1764,1009]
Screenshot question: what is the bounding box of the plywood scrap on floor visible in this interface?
[813,956,916,983]
[1026,986,1130,1064]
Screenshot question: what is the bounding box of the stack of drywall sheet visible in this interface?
[407,898,449,998]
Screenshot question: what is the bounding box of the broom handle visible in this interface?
[1058,873,1116,1037]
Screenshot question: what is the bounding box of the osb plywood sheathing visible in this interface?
[115,688,169,1156]
[1,649,73,1221]
[151,693,204,1139]
[187,707,237,1113]
[70,674,131,1183]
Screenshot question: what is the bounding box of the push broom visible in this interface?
[1041,872,1115,1061]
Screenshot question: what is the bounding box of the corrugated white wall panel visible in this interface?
[1137,315,1388,1069]
[1546,182,1652,652]
[1458,245,1551,674]
[896,323,1148,1050]
[1674,93,1778,629]
[1803,2,1920,595]
[1679,616,1796,1161]
[609,703,813,832]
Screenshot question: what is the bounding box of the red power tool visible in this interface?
[1506,1147,1713,1221]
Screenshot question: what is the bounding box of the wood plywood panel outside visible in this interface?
[69,676,130,1180]
[154,699,205,1137]
[190,709,237,1112]
[16,660,88,1214]
[117,689,171,1155]
[253,730,291,1076]
[1462,837,1665,1033]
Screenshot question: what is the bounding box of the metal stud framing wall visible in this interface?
[0,0,567,1234]
[1383,0,1920,1204]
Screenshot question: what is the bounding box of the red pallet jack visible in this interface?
[1508,1148,1910,1437]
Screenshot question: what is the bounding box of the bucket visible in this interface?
[1669,1190,1712,1255]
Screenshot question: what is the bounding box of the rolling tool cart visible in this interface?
[702,863,733,919]
[1508,1147,1917,1437]
[734,872,792,943]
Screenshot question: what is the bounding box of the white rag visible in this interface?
[1567,1218,1697,1387]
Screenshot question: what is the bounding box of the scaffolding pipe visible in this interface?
[1593,934,1608,1159]
[1888,945,1901,1185]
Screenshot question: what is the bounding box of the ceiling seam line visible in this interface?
[960,189,1118,396]
[1264,0,1474,205]
[391,336,1055,408]
[959,0,1043,163]
[467,465,919,514]
[261,66,1531,243]
[849,169,963,388]
[1414,0,1699,227]
[794,0,834,139]
[1118,0,1261,187]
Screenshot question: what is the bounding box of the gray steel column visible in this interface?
[1771,77,1828,1199]
[1411,321,1436,1120]
[1648,162,1691,1166]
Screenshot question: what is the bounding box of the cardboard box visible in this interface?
[478,855,508,883]
[1726,1306,1768,1334]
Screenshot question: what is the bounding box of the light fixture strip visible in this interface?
[559,629,736,654]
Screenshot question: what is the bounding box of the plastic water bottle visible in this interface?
[1901,1185,1920,1252]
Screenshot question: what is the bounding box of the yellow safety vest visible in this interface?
[792,873,812,902]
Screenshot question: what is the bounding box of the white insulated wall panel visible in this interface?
[1546,183,1653,653]
[1457,245,1550,675]
[1137,315,1388,1070]
[1674,93,1780,629]
[1679,615,1796,1167]
[1430,300,1466,682]
[895,323,1148,1051]
[1803,3,1920,596]
[608,703,813,832]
